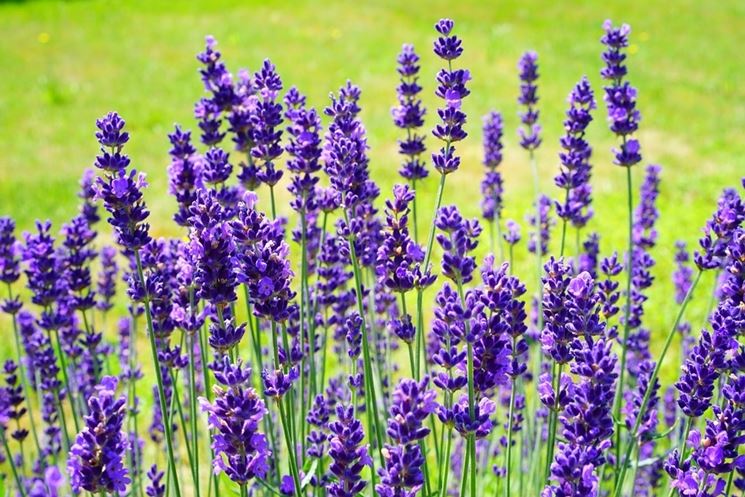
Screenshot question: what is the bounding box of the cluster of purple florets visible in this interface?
[0,16,743,497]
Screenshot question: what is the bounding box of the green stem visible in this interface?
[277,398,302,497]
[134,251,183,497]
[505,371,517,497]
[342,208,384,475]
[612,269,703,497]
[7,284,43,461]
[612,161,634,470]
[1,426,28,497]
[544,362,564,483]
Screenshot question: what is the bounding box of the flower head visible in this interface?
[68,376,130,494]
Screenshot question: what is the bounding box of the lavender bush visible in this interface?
[1,17,744,497]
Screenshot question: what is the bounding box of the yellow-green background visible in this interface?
[0,0,743,382]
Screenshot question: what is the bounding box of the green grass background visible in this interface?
[0,0,743,382]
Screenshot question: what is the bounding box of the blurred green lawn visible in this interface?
[0,0,744,381]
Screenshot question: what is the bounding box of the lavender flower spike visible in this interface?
[68,376,130,494]
[518,51,541,151]
[432,18,470,176]
[394,44,427,182]
[93,112,151,250]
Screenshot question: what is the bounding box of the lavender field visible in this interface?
[0,2,743,497]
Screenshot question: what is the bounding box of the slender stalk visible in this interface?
[134,251,183,497]
[505,363,517,497]
[544,362,564,482]
[187,331,201,497]
[50,327,81,432]
[415,172,447,379]
[7,285,43,460]
[612,161,634,469]
[276,398,302,497]
[495,218,505,263]
[612,269,703,497]
[1,426,28,497]
[342,208,384,473]
[439,428,454,497]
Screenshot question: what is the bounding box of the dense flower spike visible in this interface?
[0,217,21,287]
[394,44,428,181]
[377,184,426,293]
[284,86,323,214]
[435,205,481,284]
[601,20,641,167]
[431,18,470,175]
[528,195,554,256]
[167,125,202,226]
[694,187,745,270]
[78,169,100,226]
[252,59,284,186]
[68,376,130,493]
[517,51,541,151]
[481,112,505,222]
[328,405,372,497]
[200,361,270,485]
[93,112,151,249]
[555,78,595,229]
[2,17,744,497]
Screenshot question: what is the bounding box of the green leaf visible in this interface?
[651,420,678,440]
[301,459,319,489]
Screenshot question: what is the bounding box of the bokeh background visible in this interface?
[0,0,743,379]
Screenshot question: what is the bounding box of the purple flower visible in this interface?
[633,164,662,248]
[540,257,574,364]
[167,125,202,226]
[435,205,481,284]
[430,284,468,397]
[503,220,521,246]
[232,194,296,323]
[285,87,323,214]
[96,246,118,313]
[327,405,372,497]
[528,194,553,256]
[261,367,299,399]
[542,444,600,497]
[61,213,98,311]
[452,395,496,438]
[394,44,428,181]
[555,77,595,229]
[93,112,151,250]
[78,169,100,226]
[601,20,641,167]
[385,377,436,444]
[695,187,745,270]
[22,221,68,308]
[3,360,28,443]
[481,111,504,221]
[188,190,235,303]
[517,51,541,151]
[0,217,21,286]
[146,465,165,497]
[432,18,470,175]
[68,376,130,494]
[479,256,528,377]
[251,59,284,186]
[673,241,694,305]
[376,184,427,294]
[323,83,378,207]
[199,360,269,485]
[622,359,659,442]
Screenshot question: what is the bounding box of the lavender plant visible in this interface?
[0,16,743,497]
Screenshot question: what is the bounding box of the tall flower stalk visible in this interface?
[393,44,427,244]
[92,112,182,497]
[416,16,470,390]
